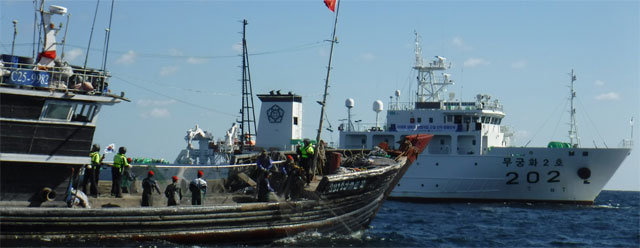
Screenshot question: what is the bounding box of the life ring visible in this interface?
[41,187,56,202]
[577,167,591,180]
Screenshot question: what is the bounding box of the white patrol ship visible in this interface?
[338,33,632,204]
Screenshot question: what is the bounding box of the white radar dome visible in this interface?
[394,90,401,97]
[345,98,354,108]
[373,100,383,113]
[49,5,67,15]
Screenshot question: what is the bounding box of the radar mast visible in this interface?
[413,32,453,102]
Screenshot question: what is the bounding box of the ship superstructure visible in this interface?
[339,33,631,204]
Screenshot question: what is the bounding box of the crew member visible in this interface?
[165,176,182,206]
[282,155,304,200]
[256,151,273,202]
[299,139,314,185]
[141,170,161,207]
[82,144,102,197]
[111,146,130,198]
[190,170,207,205]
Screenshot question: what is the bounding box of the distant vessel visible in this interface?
[339,33,632,204]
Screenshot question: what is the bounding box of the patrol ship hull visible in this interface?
[339,34,631,204]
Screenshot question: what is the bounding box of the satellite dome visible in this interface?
[345,98,354,108]
[373,100,383,113]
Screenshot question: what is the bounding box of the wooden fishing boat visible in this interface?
[0,134,433,245]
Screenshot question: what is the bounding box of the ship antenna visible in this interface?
[11,20,18,57]
[568,69,579,147]
[102,0,115,73]
[239,19,257,151]
[83,0,100,69]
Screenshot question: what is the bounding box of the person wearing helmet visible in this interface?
[82,144,103,197]
[111,146,130,198]
[165,176,182,206]
[141,170,161,207]
[189,170,207,205]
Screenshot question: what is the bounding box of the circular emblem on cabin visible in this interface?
[266,104,284,123]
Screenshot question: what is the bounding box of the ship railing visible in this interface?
[0,60,110,95]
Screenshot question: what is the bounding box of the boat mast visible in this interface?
[315,0,341,144]
[240,19,257,151]
[568,69,579,147]
[413,32,452,102]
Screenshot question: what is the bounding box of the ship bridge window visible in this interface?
[454,115,462,124]
[40,101,73,121]
[71,103,98,122]
[41,101,98,122]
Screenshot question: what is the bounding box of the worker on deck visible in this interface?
[256,150,274,202]
[165,176,182,206]
[111,146,130,198]
[282,155,305,200]
[299,139,314,185]
[82,144,102,197]
[141,170,161,207]
[190,170,207,205]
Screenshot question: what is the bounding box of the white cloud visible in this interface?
[463,57,490,67]
[232,42,243,53]
[360,52,375,62]
[116,50,136,64]
[141,108,170,119]
[594,80,605,86]
[159,65,179,76]
[66,48,83,62]
[168,48,183,56]
[137,99,176,107]
[595,92,620,101]
[452,37,472,50]
[511,60,527,69]
[187,57,208,64]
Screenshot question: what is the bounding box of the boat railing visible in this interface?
[0,59,110,95]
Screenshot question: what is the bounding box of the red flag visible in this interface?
[324,0,336,12]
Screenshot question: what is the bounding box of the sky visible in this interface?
[1,0,638,190]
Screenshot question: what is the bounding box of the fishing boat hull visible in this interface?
[0,134,434,244]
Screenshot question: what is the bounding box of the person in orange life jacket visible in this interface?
[111,146,131,198]
[141,170,161,207]
[83,144,103,197]
[190,170,207,205]
[165,176,182,206]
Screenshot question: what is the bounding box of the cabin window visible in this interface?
[440,139,445,145]
[71,103,98,122]
[454,115,462,124]
[293,117,298,125]
[446,115,453,123]
[410,118,415,123]
[481,116,487,123]
[496,118,502,125]
[472,139,476,145]
[472,117,479,123]
[417,117,422,123]
[41,101,73,121]
[463,116,471,123]
[429,117,433,123]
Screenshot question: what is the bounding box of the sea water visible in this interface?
[25,191,639,247]
[274,190,639,247]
